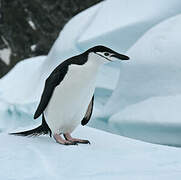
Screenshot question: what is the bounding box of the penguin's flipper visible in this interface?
[81,95,94,126]
[34,65,69,119]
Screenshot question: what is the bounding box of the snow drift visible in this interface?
[106,14,181,146]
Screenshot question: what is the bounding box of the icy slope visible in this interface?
[78,0,181,52]
[105,14,181,145]
[0,56,46,103]
[106,14,181,116]
[1,126,181,180]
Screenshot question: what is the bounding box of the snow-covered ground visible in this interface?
[1,0,181,179]
[1,126,181,180]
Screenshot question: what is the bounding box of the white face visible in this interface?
[95,52,114,62]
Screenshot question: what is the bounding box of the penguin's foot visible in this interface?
[64,133,90,144]
[53,133,78,145]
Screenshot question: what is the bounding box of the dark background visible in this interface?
[0,0,102,78]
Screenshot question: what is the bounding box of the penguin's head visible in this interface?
[86,45,129,63]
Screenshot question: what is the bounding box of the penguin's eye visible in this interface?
[104,52,109,56]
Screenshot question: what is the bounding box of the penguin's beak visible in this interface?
[111,53,130,60]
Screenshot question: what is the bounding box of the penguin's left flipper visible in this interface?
[34,65,69,119]
[81,95,94,126]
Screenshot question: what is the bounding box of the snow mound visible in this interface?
[78,0,181,52]
[1,126,181,180]
[106,14,181,116]
[0,56,46,104]
[1,0,181,116]
[110,95,181,146]
[105,14,181,145]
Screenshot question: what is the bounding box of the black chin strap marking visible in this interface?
[95,53,112,62]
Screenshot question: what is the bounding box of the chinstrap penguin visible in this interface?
[10,45,130,145]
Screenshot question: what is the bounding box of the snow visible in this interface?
[30,44,36,51]
[0,56,46,103]
[0,47,11,65]
[110,95,181,147]
[1,0,181,179]
[28,20,36,30]
[0,0,181,112]
[0,36,11,65]
[1,126,181,180]
[106,13,181,115]
[106,14,181,145]
[78,0,181,52]
[2,0,181,110]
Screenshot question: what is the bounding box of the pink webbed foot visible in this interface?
[64,133,90,144]
[53,133,78,145]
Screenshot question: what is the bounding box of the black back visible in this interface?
[34,53,88,119]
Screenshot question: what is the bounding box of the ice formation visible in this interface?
[106,14,181,145]
[1,1,181,178]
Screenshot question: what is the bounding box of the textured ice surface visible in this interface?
[106,14,181,145]
[0,56,46,103]
[78,0,181,52]
[110,95,181,146]
[1,126,181,180]
[106,14,181,116]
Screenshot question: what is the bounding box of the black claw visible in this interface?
[75,140,91,144]
[73,142,78,146]
[64,142,78,146]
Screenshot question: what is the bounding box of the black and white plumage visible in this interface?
[10,45,129,145]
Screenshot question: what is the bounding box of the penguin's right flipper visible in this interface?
[81,95,94,126]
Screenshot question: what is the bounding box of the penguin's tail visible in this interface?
[9,114,52,137]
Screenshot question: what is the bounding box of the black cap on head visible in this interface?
[87,45,116,53]
[86,45,129,60]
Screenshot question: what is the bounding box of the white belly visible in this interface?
[44,63,99,134]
